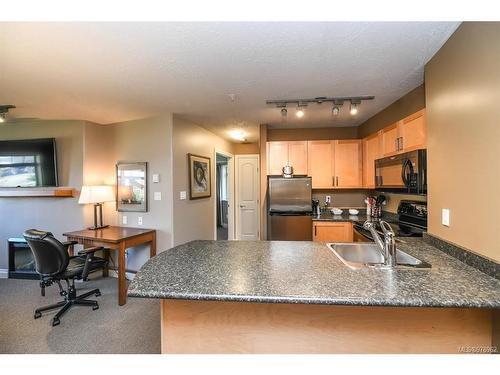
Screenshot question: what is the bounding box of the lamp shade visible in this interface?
[78,185,115,204]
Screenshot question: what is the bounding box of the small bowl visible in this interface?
[348,209,360,215]
[331,208,343,215]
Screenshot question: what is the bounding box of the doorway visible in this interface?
[214,150,234,240]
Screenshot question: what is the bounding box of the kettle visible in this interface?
[282,164,293,178]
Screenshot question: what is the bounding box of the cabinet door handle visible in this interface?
[332,176,335,186]
[336,176,339,186]
[314,225,317,236]
[399,137,403,150]
[395,138,398,151]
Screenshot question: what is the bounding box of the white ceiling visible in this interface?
[0,22,459,142]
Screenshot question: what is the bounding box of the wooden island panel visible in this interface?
[161,299,492,354]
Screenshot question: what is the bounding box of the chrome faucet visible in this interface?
[363,220,397,267]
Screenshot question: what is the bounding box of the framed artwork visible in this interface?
[188,153,211,200]
[116,162,148,212]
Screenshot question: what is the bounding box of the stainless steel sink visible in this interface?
[327,243,431,270]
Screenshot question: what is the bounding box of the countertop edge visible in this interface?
[127,291,500,309]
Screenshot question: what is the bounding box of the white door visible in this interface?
[236,155,260,240]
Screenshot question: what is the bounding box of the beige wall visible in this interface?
[110,115,174,269]
[425,22,500,263]
[358,85,426,138]
[83,122,117,228]
[172,115,234,246]
[0,120,86,271]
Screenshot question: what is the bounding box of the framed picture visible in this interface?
[116,162,148,212]
[188,153,211,200]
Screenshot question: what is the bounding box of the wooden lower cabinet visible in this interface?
[312,221,353,242]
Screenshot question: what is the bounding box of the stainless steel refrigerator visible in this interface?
[267,177,313,241]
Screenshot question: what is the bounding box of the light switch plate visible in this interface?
[152,174,160,183]
[154,192,162,201]
[442,209,450,226]
[180,191,187,200]
[325,195,331,204]
[122,215,127,225]
[138,217,143,225]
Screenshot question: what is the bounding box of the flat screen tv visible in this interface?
[0,138,58,187]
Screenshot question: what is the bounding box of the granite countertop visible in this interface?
[128,239,500,308]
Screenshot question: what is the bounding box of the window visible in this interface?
[0,155,40,187]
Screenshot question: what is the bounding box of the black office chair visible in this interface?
[23,229,108,326]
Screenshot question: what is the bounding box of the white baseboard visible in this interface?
[0,269,9,279]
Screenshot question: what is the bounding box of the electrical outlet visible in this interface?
[442,208,450,227]
[325,195,331,204]
[138,217,143,225]
[180,191,187,200]
[122,215,128,225]
[152,174,160,183]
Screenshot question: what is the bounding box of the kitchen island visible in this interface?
[128,239,500,353]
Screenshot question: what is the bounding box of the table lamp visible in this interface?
[78,185,115,230]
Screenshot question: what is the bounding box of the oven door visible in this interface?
[375,150,426,195]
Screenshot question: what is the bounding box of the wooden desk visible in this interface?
[63,226,156,306]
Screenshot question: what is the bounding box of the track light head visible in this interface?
[0,104,16,124]
[332,106,340,116]
[349,100,360,115]
[296,107,305,118]
[280,107,287,117]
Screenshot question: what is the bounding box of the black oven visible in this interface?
[375,149,426,195]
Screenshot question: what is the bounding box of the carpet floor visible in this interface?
[0,276,161,354]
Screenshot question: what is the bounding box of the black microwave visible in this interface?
[375,149,427,195]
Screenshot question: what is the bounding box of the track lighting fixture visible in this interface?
[267,96,372,118]
[0,104,15,123]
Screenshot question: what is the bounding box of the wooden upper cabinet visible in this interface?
[380,109,427,157]
[267,141,289,175]
[363,132,382,188]
[312,221,353,242]
[381,122,400,157]
[267,141,308,175]
[307,140,334,189]
[333,140,362,188]
[399,109,426,152]
[287,141,308,175]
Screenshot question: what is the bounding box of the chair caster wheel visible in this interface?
[52,318,60,326]
[95,291,101,297]
[34,311,42,319]
[92,304,99,311]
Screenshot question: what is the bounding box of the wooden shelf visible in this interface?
[0,187,74,198]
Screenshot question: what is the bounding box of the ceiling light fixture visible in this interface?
[0,104,16,124]
[267,96,373,118]
[349,100,361,115]
[229,129,246,142]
